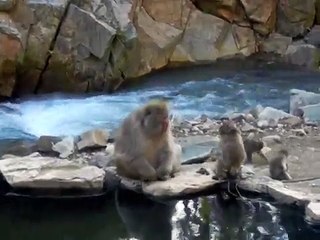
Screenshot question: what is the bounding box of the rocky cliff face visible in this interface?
[0,0,319,97]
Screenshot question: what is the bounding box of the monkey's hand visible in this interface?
[156,148,174,181]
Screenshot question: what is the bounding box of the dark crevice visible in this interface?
[33,0,73,94]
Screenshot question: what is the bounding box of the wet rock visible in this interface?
[117,162,220,198]
[77,129,109,151]
[306,202,320,224]
[276,0,315,38]
[305,25,320,47]
[1,140,37,157]
[52,136,75,158]
[0,13,22,97]
[239,176,311,206]
[0,155,105,192]
[0,0,16,11]
[36,135,62,153]
[88,152,114,169]
[260,33,292,55]
[284,44,320,69]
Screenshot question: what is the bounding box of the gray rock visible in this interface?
[279,116,303,127]
[36,135,62,153]
[52,136,75,158]
[0,0,16,11]
[241,122,257,132]
[249,104,264,119]
[290,89,320,121]
[284,44,320,69]
[306,202,320,224]
[301,103,320,122]
[305,25,320,47]
[258,107,293,123]
[276,0,315,38]
[89,152,114,169]
[290,89,320,112]
[0,155,105,191]
[261,33,292,55]
[262,135,282,146]
[77,129,109,151]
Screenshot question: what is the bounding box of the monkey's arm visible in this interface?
[114,153,157,181]
[155,145,175,180]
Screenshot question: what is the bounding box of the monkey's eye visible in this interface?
[145,109,152,116]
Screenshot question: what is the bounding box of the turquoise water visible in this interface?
[0,64,319,140]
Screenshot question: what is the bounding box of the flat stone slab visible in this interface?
[110,161,320,225]
[0,155,105,191]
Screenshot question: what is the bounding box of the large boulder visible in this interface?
[0,155,105,192]
[0,0,15,11]
[133,6,183,76]
[170,9,256,63]
[260,33,292,55]
[304,25,320,47]
[240,0,277,35]
[276,0,316,38]
[14,0,69,95]
[38,4,116,93]
[0,13,22,97]
[192,0,277,35]
[284,43,320,69]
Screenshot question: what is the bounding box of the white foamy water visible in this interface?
[0,67,319,140]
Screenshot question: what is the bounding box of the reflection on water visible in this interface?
[0,65,320,140]
[1,190,319,240]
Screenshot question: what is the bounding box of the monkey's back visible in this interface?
[220,134,246,169]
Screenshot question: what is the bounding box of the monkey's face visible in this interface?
[219,120,239,136]
[141,104,169,137]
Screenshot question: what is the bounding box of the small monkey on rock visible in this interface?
[269,148,292,181]
[114,100,181,181]
[243,138,266,164]
[214,120,246,180]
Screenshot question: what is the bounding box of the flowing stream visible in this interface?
[0,64,319,140]
[1,64,320,239]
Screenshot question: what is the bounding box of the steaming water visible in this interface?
[1,65,319,140]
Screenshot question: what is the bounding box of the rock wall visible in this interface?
[0,0,319,97]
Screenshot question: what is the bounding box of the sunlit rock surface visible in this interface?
[0,154,105,191]
[0,0,319,96]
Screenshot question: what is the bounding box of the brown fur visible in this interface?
[243,139,264,164]
[114,100,181,181]
[269,148,292,181]
[215,120,246,179]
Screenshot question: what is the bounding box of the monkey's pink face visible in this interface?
[142,106,169,136]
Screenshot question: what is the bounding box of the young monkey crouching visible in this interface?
[113,100,181,182]
[214,120,246,180]
[269,148,292,181]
